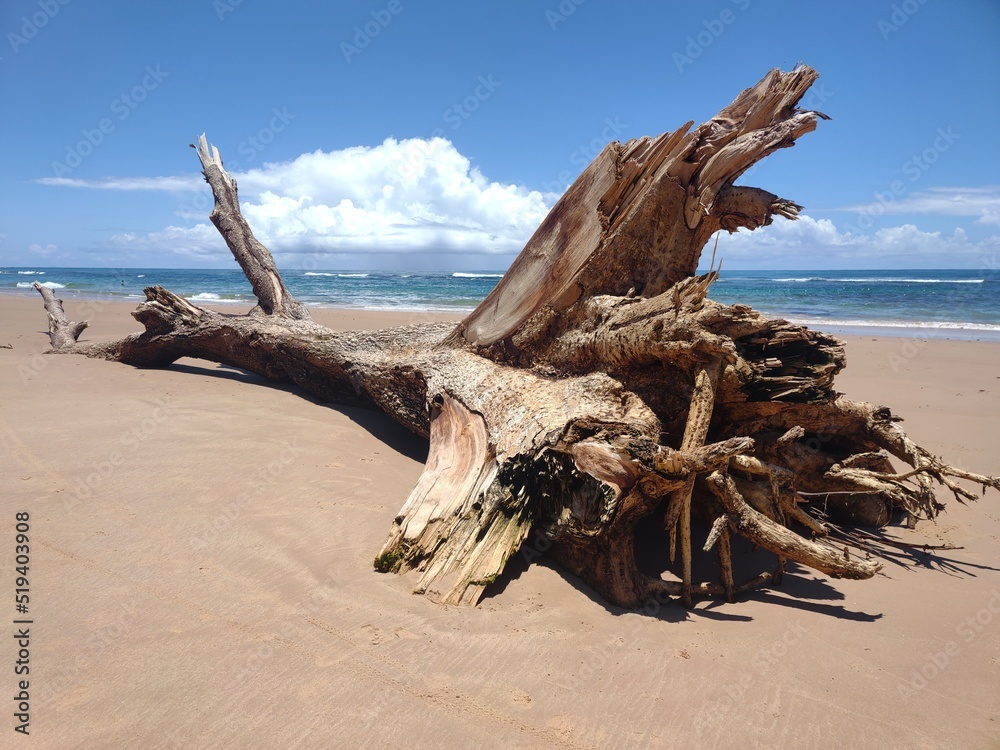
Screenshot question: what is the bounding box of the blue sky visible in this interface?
[2,0,999,271]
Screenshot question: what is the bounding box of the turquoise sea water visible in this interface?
[4,267,999,340]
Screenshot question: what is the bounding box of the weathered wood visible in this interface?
[705,472,880,579]
[375,393,531,606]
[447,68,824,352]
[717,526,736,603]
[674,363,722,606]
[192,134,309,320]
[35,66,999,614]
[703,515,729,552]
[33,281,88,348]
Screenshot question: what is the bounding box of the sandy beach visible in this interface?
[2,293,999,749]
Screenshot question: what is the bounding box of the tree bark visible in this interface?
[191,134,310,320]
[37,66,999,611]
[33,281,88,348]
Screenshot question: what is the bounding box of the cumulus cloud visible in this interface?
[713,215,999,268]
[102,137,551,264]
[28,243,58,256]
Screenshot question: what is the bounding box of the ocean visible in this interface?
[4,267,999,341]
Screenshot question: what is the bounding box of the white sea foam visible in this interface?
[787,317,1000,332]
[17,270,44,275]
[137,274,146,278]
[833,278,984,284]
[773,277,984,284]
[17,281,64,288]
[311,302,477,313]
[183,292,244,305]
[452,272,503,278]
[302,272,369,278]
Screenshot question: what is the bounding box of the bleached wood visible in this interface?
[32,281,88,348]
[675,364,721,606]
[191,133,309,320]
[706,472,880,579]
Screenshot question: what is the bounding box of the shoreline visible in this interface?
[4,287,1000,343]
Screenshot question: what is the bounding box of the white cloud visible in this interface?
[107,224,221,260]
[714,215,999,268]
[34,175,202,191]
[977,209,1000,227]
[36,145,1000,271]
[28,243,58,256]
[104,137,552,263]
[834,186,1000,228]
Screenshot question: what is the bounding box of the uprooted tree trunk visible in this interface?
[39,66,999,610]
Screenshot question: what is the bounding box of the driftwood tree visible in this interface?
[38,66,998,610]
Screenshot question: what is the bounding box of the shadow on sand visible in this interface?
[166,359,429,463]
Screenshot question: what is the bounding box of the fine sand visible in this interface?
[2,294,999,749]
